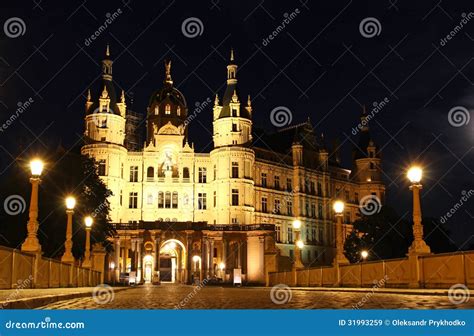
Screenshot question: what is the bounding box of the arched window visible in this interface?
[172,192,178,208]
[158,192,164,208]
[183,167,190,178]
[154,105,159,115]
[165,104,171,115]
[165,191,171,208]
[147,167,154,178]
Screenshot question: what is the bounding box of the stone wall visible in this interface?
[268,250,474,289]
[0,245,102,289]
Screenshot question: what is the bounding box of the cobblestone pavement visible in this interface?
[39,284,474,309]
[0,287,96,302]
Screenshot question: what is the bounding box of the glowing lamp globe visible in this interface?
[333,200,344,214]
[292,220,302,230]
[84,216,93,228]
[407,166,422,184]
[296,240,304,249]
[219,262,225,271]
[192,255,200,263]
[65,196,76,210]
[30,159,44,176]
[361,250,369,259]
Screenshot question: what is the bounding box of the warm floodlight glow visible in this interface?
[65,196,76,210]
[84,216,93,228]
[192,255,200,263]
[407,166,422,184]
[110,261,115,269]
[292,220,302,230]
[333,200,344,214]
[168,241,177,249]
[219,262,225,271]
[143,255,153,263]
[361,250,369,259]
[296,240,304,249]
[30,159,44,176]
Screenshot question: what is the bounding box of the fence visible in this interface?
[0,245,102,289]
[268,250,474,289]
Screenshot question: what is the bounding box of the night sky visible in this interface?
[0,0,472,247]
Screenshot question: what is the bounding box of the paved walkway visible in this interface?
[36,284,473,309]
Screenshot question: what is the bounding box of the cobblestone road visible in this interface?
[38,284,473,309]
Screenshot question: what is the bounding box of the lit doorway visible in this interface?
[159,239,186,283]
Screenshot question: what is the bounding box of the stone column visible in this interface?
[222,236,227,282]
[209,238,215,277]
[200,237,207,282]
[137,238,143,283]
[114,238,120,282]
[153,233,161,284]
[122,243,128,273]
[185,231,193,284]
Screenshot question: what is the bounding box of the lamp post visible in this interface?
[292,220,304,268]
[407,166,431,255]
[333,200,349,265]
[361,250,369,262]
[21,159,44,254]
[61,196,76,264]
[82,216,93,268]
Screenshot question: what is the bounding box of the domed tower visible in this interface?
[84,45,126,145]
[146,60,188,145]
[81,45,128,223]
[210,49,255,225]
[212,49,253,147]
[351,106,385,204]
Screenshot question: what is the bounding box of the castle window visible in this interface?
[287,178,292,192]
[287,227,293,244]
[98,160,106,176]
[261,197,268,213]
[318,203,323,219]
[355,192,359,203]
[305,202,310,217]
[198,167,207,183]
[129,166,138,182]
[317,182,322,196]
[183,167,190,179]
[287,200,293,216]
[232,123,238,132]
[119,190,122,206]
[231,162,239,178]
[172,192,178,208]
[154,105,159,114]
[370,162,375,170]
[165,104,171,115]
[345,190,350,201]
[261,173,267,187]
[311,226,316,242]
[231,218,238,224]
[232,108,237,117]
[177,107,181,116]
[274,199,281,214]
[158,192,164,208]
[276,225,281,243]
[213,165,217,180]
[231,189,239,206]
[214,191,217,207]
[121,164,124,178]
[198,193,207,210]
[128,192,138,209]
[147,194,153,205]
[318,227,324,242]
[147,167,154,180]
[165,192,171,208]
[311,203,316,218]
[274,175,280,189]
[310,182,316,194]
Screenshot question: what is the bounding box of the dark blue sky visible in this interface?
[0,0,472,246]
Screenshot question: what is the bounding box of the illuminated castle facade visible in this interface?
[81,47,385,284]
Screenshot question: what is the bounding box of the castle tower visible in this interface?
[81,45,128,223]
[210,49,255,225]
[351,106,385,204]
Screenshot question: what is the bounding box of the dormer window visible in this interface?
[232,108,237,117]
[165,104,171,115]
[154,105,159,115]
[177,107,181,116]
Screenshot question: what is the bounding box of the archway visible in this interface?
[159,239,187,283]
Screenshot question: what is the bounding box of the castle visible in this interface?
[81,47,385,284]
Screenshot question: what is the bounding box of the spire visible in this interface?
[214,94,219,106]
[230,48,234,62]
[164,60,173,84]
[106,44,110,57]
[227,48,237,84]
[360,104,369,132]
[101,85,108,99]
[231,89,239,103]
[120,90,126,103]
[87,89,91,102]
[102,44,113,81]
[247,95,251,107]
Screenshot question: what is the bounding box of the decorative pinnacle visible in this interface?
[230,48,234,62]
[232,89,238,102]
[87,89,91,102]
[164,60,173,84]
[101,85,108,99]
[247,95,251,107]
[120,90,126,103]
[106,44,110,57]
[214,94,219,105]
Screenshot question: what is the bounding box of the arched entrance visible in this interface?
[159,239,186,283]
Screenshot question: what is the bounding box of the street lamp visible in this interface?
[361,250,369,261]
[407,166,431,255]
[82,216,93,268]
[61,196,76,264]
[333,200,349,265]
[21,159,44,253]
[292,220,304,268]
